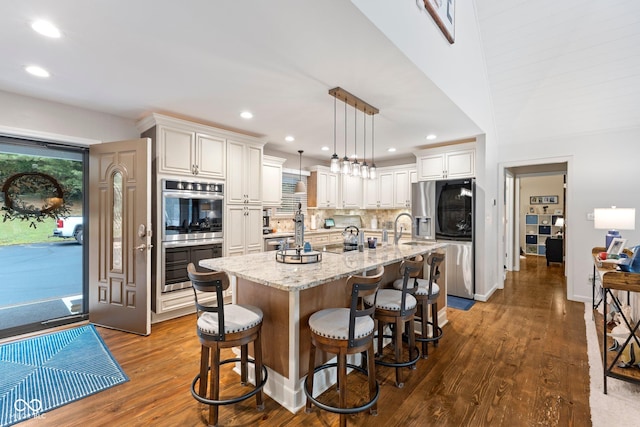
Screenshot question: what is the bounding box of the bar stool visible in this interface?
[392,253,444,358]
[187,263,268,427]
[305,265,384,427]
[365,258,421,388]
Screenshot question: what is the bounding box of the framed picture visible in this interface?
[530,195,558,205]
[423,0,455,44]
[607,238,627,255]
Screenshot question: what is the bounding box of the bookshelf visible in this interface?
[525,214,563,255]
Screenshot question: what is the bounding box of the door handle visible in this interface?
[134,244,147,252]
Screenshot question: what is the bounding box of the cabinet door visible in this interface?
[393,170,413,208]
[226,140,247,204]
[246,206,264,254]
[378,172,395,208]
[326,173,338,208]
[226,205,246,256]
[262,161,283,206]
[159,126,195,176]
[364,178,379,208]
[246,144,262,204]
[446,150,475,179]
[196,133,226,179]
[418,154,445,181]
[341,174,362,208]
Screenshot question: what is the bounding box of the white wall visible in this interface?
[0,90,138,144]
[498,126,640,301]
[351,0,500,300]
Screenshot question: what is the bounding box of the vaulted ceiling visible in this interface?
[1,1,638,162]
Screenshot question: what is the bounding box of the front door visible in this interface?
[89,138,151,335]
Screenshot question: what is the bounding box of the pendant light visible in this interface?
[361,111,369,179]
[351,103,361,177]
[369,114,377,180]
[294,150,307,194]
[341,100,351,175]
[329,96,340,173]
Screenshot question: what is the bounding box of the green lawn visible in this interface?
[0,217,58,245]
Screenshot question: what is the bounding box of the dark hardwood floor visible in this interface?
[20,256,590,426]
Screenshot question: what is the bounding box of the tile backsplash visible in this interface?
[272,208,413,232]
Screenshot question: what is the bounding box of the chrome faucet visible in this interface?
[394,212,413,245]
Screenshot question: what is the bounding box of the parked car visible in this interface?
[52,216,83,244]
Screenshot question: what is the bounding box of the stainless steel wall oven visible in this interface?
[161,179,224,292]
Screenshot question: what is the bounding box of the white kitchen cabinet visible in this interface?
[227,139,263,205]
[262,155,286,207]
[416,146,475,181]
[393,169,417,208]
[308,167,338,208]
[226,205,263,256]
[340,173,363,208]
[364,171,394,208]
[143,119,226,179]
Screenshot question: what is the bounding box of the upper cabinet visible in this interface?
[340,173,362,209]
[416,143,475,181]
[227,139,263,205]
[262,155,286,207]
[308,167,339,209]
[363,165,416,209]
[139,114,226,179]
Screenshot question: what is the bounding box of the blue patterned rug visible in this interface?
[448,295,475,311]
[0,325,128,426]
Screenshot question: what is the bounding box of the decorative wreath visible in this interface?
[1,172,70,228]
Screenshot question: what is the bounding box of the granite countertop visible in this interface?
[200,241,447,292]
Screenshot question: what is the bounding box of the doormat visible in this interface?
[448,295,475,311]
[0,325,128,426]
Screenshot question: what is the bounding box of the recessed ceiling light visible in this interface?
[321,146,329,151]
[240,111,253,119]
[387,147,396,152]
[285,136,295,142]
[426,134,437,140]
[31,20,61,38]
[25,65,50,78]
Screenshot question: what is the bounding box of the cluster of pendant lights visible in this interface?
[329,91,378,180]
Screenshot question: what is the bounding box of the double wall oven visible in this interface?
[161,179,223,293]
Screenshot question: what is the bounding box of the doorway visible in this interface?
[0,137,88,339]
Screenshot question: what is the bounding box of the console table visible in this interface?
[592,249,640,393]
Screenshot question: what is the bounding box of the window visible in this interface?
[277,172,307,215]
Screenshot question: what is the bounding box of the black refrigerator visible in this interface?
[434,178,475,299]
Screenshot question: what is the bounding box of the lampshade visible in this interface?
[594,207,635,250]
[294,180,307,194]
[594,208,635,230]
[554,217,564,227]
[294,150,306,195]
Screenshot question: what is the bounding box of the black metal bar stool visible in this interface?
[187,263,268,427]
[392,253,444,358]
[305,265,384,427]
[365,258,421,388]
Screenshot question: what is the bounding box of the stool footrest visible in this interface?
[191,358,268,406]
[304,362,379,415]
[415,322,443,344]
[374,333,421,367]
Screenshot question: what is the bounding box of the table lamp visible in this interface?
[594,207,635,250]
[554,217,564,237]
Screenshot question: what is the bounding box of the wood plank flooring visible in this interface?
[19,256,590,426]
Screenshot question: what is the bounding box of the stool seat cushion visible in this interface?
[309,308,374,340]
[198,304,263,335]
[364,289,416,311]
[392,278,440,296]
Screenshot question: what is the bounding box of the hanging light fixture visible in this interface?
[361,111,369,179]
[369,114,377,180]
[294,150,307,194]
[341,100,351,175]
[351,103,360,177]
[329,95,340,173]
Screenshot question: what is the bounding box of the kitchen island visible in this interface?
[200,241,447,413]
